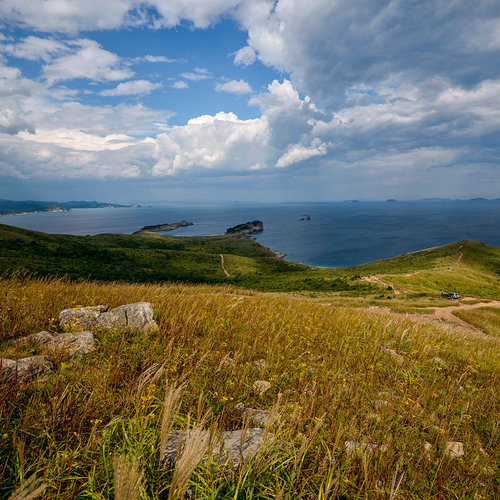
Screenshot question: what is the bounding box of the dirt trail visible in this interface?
[220,254,230,278]
[426,300,500,331]
[361,245,465,295]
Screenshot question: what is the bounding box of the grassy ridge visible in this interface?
[0,276,498,498]
[1,224,500,298]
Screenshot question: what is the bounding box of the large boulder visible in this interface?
[1,355,53,380]
[19,330,94,357]
[96,302,157,331]
[59,302,157,332]
[162,428,276,468]
[58,305,108,330]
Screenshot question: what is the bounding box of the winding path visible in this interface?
[361,245,465,296]
[220,254,230,278]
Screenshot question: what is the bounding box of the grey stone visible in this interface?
[19,330,94,357]
[253,380,271,395]
[373,399,392,408]
[252,359,267,370]
[445,441,464,458]
[344,440,388,458]
[377,391,400,401]
[161,428,276,468]
[243,408,272,426]
[1,355,53,380]
[380,346,404,366]
[96,302,157,331]
[423,442,433,461]
[59,305,108,329]
[59,302,157,332]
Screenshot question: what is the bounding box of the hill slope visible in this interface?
[0,276,498,498]
[0,224,499,298]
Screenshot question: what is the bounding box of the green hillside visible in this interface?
[0,224,499,298]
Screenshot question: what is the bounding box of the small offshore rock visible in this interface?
[445,441,464,459]
[1,355,53,380]
[380,346,404,366]
[161,428,276,468]
[19,331,94,357]
[253,380,271,395]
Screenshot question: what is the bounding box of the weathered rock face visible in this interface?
[243,408,272,427]
[96,302,157,331]
[58,305,108,329]
[59,302,157,332]
[1,355,53,380]
[161,428,275,468]
[19,330,94,357]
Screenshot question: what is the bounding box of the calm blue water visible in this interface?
[3,201,500,267]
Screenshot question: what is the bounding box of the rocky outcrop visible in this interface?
[18,330,94,357]
[59,302,157,332]
[58,305,108,329]
[140,221,193,232]
[225,221,263,236]
[1,355,53,380]
[161,428,276,468]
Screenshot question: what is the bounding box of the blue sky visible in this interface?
[0,0,499,203]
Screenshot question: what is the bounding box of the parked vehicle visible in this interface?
[440,291,460,299]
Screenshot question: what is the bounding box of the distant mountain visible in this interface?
[0,199,137,216]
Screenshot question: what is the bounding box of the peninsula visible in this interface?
[225,220,264,236]
[0,199,137,216]
[139,220,194,232]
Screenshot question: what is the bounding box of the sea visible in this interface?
[3,200,500,268]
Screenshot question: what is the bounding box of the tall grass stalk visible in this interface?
[112,454,145,500]
[7,475,47,500]
[159,382,184,466]
[167,418,211,500]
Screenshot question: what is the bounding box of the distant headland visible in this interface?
[0,199,139,216]
[139,221,194,232]
[225,220,264,236]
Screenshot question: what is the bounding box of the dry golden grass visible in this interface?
[0,275,498,498]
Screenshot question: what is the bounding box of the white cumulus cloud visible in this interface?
[101,80,161,96]
[215,79,252,94]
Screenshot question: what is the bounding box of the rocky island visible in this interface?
[139,220,194,232]
[225,220,264,236]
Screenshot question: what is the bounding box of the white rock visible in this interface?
[445,441,464,458]
[253,380,271,395]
